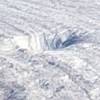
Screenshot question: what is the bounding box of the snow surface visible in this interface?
[0,0,100,100]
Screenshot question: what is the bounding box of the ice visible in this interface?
[0,0,100,100]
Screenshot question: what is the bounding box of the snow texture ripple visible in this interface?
[0,0,100,100]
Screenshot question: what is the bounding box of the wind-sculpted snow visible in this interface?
[0,0,100,100]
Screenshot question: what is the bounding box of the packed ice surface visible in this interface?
[0,0,100,100]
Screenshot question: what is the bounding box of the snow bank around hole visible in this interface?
[13,34,47,54]
[14,36,29,50]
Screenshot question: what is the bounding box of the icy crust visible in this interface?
[0,27,100,100]
[0,53,91,100]
[0,0,100,100]
[0,48,100,100]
